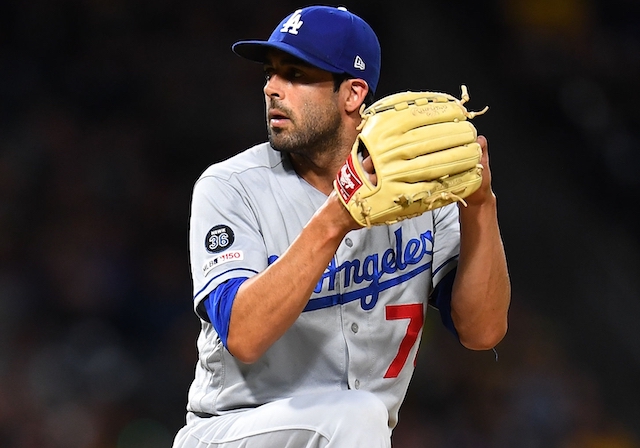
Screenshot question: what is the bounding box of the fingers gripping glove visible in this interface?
[334,85,488,227]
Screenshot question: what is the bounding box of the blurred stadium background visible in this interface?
[1,0,639,446]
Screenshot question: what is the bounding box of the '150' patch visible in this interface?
[205,225,235,253]
[203,250,244,276]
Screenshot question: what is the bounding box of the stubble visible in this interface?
[267,98,344,162]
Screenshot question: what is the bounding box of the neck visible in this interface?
[288,149,350,195]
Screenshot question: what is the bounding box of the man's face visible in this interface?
[263,50,343,156]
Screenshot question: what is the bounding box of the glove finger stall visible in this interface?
[383,143,481,182]
[364,121,478,167]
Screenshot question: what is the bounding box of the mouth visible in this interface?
[268,109,290,127]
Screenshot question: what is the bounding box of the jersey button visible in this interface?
[345,238,353,247]
[354,379,360,389]
[351,323,359,333]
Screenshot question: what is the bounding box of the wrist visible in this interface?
[458,192,498,224]
[321,191,363,236]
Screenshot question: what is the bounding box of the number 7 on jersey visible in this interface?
[383,303,424,379]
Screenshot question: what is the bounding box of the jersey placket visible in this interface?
[335,230,373,392]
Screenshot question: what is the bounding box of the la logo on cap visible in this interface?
[280,9,304,35]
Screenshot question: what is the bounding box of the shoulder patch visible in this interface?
[205,225,235,253]
[203,250,244,276]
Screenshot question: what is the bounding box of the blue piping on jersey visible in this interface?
[194,267,259,301]
[433,255,458,276]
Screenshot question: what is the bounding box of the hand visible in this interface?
[462,135,495,207]
[361,151,378,186]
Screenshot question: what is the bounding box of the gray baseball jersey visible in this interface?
[186,142,460,430]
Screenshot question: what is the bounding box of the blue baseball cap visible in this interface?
[232,5,381,93]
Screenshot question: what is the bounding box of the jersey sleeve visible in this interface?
[431,203,461,287]
[189,174,269,318]
[428,203,461,336]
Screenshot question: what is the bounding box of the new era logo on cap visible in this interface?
[232,6,381,93]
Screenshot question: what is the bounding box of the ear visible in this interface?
[343,78,370,114]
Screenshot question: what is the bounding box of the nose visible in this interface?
[263,74,284,99]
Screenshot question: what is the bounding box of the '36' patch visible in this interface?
[205,225,235,253]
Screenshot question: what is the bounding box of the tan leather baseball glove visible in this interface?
[334,85,488,227]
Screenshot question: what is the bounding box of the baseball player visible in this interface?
[172,5,510,448]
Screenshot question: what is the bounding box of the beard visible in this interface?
[267,98,343,160]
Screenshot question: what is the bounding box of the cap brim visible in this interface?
[232,40,346,75]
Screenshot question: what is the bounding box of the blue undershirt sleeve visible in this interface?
[430,268,459,339]
[202,277,249,349]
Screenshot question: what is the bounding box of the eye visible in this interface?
[280,67,305,82]
[262,65,305,82]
